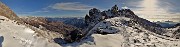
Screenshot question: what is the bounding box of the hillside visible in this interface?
[0,1,80,47]
[0,1,19,21]
[0,16,60,47]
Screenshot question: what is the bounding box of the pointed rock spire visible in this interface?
[85,14,90,24]
[111,5,119,14]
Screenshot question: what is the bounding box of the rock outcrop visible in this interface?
[84,5,179,39]
[85,5,162,34]
[77,5,180,47]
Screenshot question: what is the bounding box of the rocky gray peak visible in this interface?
[111,5,118,14]
[85,14,90,25]
[87,8,103,24]
[85,5,166,35]
[85,5,138,25]
[0,1,20,21]
[89,8,101,16]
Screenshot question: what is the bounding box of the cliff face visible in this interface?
[0,1,19,20]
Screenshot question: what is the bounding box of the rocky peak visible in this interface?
[89,8,101,16]
[111,5,118,14]
[84,5,164,35]
[85,14,90,25]
[85,5,137,25]
[0,1,20,21]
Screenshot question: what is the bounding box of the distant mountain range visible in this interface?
[46,17,86,29]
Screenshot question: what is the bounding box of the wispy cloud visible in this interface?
[17,10,50,17]
[47,2,95,11]
[125,0,180,22]
[25,10,49,14]
[130,0,180,18]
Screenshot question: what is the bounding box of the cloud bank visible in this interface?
[48,2,95,11]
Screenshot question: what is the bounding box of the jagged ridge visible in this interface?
[84,5,180,39]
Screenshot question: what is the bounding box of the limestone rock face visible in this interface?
[0,1,19,21]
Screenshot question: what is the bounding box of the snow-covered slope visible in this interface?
[80,16,180,47]
[57,15,179,47]
[0,16,60,47]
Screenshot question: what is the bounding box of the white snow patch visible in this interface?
[24,28,35,33]
[80,34,125,47]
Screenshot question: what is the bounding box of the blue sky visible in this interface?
[1,0,180,21]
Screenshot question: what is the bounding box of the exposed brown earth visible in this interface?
[0,1,20,21]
